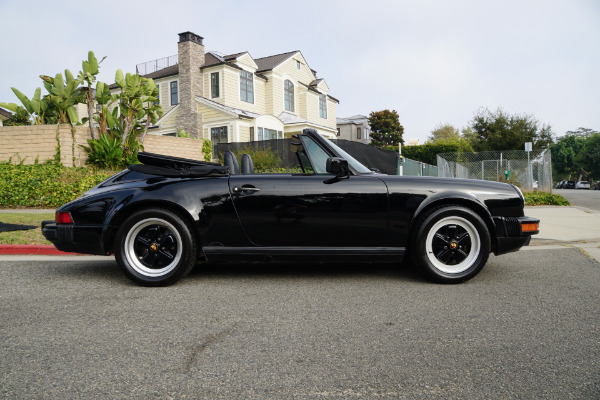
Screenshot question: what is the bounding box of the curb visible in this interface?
[0,245,82,256]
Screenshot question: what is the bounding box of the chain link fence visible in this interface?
[437,149,553,191]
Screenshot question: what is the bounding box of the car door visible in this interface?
[228,173,389,247]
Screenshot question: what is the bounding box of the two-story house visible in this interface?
[336,115,371,144]
[135,32,338,152]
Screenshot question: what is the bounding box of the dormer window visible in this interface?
[284,80,294,112]
[240,70,254,103]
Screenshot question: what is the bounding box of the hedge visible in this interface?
[0,163,116,208]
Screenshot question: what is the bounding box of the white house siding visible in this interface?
[221,67,266,115]
[324,99,337,130]
[273,53,317,87]
[152,106,179,136]
[197,102,236,142]
[270,75,285,117]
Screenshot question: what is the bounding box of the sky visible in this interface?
[1,0,598,144]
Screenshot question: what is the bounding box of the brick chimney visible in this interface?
[176,32,205,138]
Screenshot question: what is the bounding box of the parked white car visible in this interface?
[575,181,590,189]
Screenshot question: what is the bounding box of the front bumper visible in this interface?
[493,216,540,256]
[42,221,107,255]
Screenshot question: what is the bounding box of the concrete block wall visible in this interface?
[143,135,204,161]
[0,125,204,166]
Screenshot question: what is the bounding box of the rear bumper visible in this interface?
[42,221,107,255]
[493,216,540,256]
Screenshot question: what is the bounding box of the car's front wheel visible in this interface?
[115,209,197,286]
[412,205,491,283]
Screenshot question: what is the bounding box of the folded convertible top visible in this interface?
[131,152,229,177]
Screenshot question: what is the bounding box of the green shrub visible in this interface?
[202,139,212,161]
[0,163,116,208]
[235,146,281,172]
[217,146,283,172]
[524,191,570,206]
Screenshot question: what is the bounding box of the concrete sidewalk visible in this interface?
[524,206,600,263]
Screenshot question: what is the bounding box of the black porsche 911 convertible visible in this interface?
[42,129,539,286]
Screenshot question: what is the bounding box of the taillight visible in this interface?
[55,211,74,224]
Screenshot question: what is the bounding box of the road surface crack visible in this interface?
[183,323,238,372]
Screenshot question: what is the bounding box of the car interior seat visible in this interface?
[223,151,240,174]
[241,154,254,174]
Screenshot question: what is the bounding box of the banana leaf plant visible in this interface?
[0,87,48,125]
[78,51,106,140]
[40,70,84,125]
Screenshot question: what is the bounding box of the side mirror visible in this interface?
[326,157,349,176]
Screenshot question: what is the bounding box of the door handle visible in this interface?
[233,185,260,193]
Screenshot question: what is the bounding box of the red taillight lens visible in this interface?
[55,211,73,224]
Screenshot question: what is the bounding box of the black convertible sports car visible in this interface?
[42,129,539,286]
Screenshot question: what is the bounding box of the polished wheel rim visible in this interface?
[425,216,480,274]
[124,218,182,277]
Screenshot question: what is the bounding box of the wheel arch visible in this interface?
[103,200,201,255]
[410,194,497,252]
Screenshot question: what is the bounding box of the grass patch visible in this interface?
[0,213,55,245]
[524,191,570,206]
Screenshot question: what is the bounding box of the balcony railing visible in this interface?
[136,55,178,75]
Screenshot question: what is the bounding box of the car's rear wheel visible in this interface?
[412,205,490,283]
[115,209,196,286]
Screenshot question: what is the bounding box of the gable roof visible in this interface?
[0,107,11,120]
[255,51,298,72]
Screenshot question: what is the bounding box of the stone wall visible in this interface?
[0,125,204,166]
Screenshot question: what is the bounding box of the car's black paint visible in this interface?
[42,129,538,284]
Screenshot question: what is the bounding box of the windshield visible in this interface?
[320,136,372,174]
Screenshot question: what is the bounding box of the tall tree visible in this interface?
[464,107,554,151]
[577,132,600,178]
[428,123,460,143]
[368,109,404,147]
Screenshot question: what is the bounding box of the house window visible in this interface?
[357,127,361,139]
[284,80,294,112]
[211,72,219,98]
[256,127,281,141]
[170,81,178,105]
[250,127,254,141]
[319,94,327,119]
[240,70,254,103]
[336,128,340,137]
[364,127,368,140]
[296,60,301,69]
[211,126,228,156]
[153,84,160,106]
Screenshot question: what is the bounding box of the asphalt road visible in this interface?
[1,249,599,399]
[554,188,600,211]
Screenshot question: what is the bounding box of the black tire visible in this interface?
[114,208,197,286]
[411,205,491,283]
